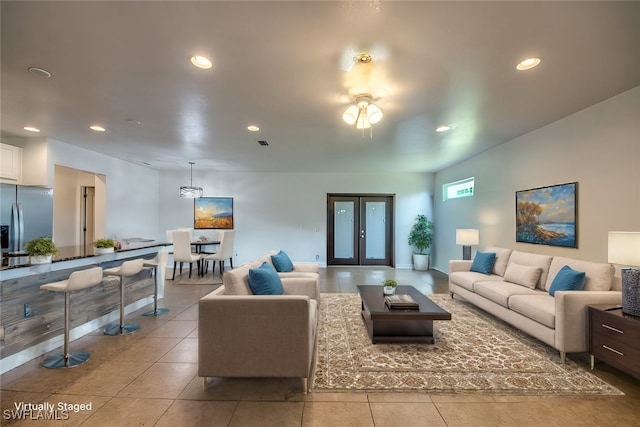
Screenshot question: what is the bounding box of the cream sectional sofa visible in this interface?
[198,252,320,392]
[449,247,622,363]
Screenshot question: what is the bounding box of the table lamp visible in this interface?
[608,231,640,316]
[456,229,479,261]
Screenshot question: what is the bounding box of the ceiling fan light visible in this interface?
[356,114,371,129]
[367,104,383,124]
[342,105,359,125]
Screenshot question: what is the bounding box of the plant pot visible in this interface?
[383,286,396,295]
[95,247,115,254]
[412,253,430,271]
[30,255,52,265]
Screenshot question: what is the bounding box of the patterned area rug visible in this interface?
[312,293,622,395]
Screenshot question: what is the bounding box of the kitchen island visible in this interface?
[0,240,169,374]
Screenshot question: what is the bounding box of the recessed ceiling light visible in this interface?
[516,57,541,71]
[436,125,451,133]
[23,126,41,133]
[27,67,52,78]
[89,125,106,132]
[190,55,213,69]
[247,125,260,132]
[126,118,141,125]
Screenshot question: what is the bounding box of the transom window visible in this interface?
[443,177,475,201]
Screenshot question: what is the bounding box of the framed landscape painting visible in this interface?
[515,182,577,248]
[194,197,234,229]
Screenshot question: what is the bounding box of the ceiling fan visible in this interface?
[340,50,388,131]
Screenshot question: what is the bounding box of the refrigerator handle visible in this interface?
[17,202,24,251]
[11,203,20,252]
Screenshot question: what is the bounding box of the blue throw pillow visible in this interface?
[549,265,586,296]
[470,251,497,275]
[248,262,284,295]
[271,250,294,272]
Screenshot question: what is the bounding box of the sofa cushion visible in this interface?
[485,247,513,276]
[271,250,294,272]
[223,265,253,295]
[509,294,556,329]
[548,265,585,296]
[470,251,496,274]
[545,256,614,292]
[449,271,503,292]
[508,251,553,289]
[474,280,539,308]
[248,262,284,295]
[503,263,542,290]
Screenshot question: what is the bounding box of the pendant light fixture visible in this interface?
[179,162,203,198]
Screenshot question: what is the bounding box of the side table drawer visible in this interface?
[591,332,640,379]
[590,309,640,350]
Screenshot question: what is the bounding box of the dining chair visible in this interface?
[165,229,175,255]
[171,230,203,279]
[203,230,235,275]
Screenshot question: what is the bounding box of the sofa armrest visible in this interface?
[554,290,622,353]
[449,260,472,273]
[282,277,319,301]
[198,295,315,378]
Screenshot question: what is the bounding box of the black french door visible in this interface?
[327,195,394,266]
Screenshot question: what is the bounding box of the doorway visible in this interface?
[327,194,394,266]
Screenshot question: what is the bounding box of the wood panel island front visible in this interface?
[0,241,169,374]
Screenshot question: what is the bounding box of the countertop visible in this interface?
[1,240,169,271]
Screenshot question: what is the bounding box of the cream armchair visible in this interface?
[198,260,319,393]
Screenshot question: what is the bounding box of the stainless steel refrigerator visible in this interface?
[0,184,54,254]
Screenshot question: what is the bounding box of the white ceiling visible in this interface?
[2,1,639,173]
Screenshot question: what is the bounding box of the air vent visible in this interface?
[258,140,269,146]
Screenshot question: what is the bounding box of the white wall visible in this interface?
[47,138,161,241]
[159,171,435,266]
[433,86,640,272]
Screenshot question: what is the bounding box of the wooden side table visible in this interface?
[588,305,640,380]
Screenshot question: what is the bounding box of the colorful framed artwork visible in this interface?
[515,182,577,248]
[194,197,234,229]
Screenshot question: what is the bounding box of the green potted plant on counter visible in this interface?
[94,238,116,254]
[408,214,434,271]
[382,279,397,295]
[25,237,59,264]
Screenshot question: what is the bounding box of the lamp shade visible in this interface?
[608,232,640,266]
[342,105,359,125]
[367,103,383,124]
[456,229,479,246]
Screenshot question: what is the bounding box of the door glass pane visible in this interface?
[334,201,354,259]
[365,201,385,259]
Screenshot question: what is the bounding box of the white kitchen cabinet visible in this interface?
[0,143,23,183]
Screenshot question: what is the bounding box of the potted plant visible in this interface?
[24,237,59,264]
[382,279,397,295]
[94,238,117,254]
[408,214,434,271]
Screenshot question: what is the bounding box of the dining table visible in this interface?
[191,239,220,254]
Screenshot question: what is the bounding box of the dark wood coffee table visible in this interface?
[357,285,451,344]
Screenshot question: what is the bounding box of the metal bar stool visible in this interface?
[40,267,104,368]
[142,250,169,316]
[103,258,144,335]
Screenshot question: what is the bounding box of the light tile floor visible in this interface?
[1,267,639,426]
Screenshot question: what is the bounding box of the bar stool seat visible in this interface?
[142,251,169,316]
[103,258,144,335]
[40,267,104,369]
